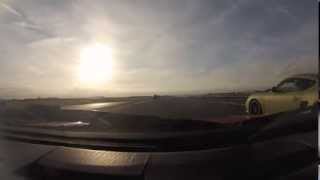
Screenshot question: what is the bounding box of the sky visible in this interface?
[0,0,318,98]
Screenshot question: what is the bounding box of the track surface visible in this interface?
[62,96,247,120]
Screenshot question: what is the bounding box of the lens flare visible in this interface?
[78,43,113,87]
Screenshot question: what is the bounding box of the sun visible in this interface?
[78,43,113,87]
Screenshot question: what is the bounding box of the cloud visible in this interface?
[0,1,23,17]
[0,1,53,38]
[0,0,317,98]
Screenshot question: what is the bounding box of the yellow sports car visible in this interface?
[245,74,318,115]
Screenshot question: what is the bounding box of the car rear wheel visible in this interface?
[249,99,263,115]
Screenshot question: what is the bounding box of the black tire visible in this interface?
[249,99,263,115]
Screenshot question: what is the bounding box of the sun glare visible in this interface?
[78,43,113,87]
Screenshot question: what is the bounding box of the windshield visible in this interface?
[0,0,317,132]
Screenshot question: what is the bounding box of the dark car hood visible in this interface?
[0,109,228,135]
[0,108,317,180]
[0,108,270,152]
[1,107,316,152]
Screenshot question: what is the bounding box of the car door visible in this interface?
[294,78,318,108]
[264,78,302,114]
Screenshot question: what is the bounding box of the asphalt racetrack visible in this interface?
[62,95,248,121]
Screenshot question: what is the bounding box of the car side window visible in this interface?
[295,79,315,90]
[276,78,315,92]
[276,79,300,92]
